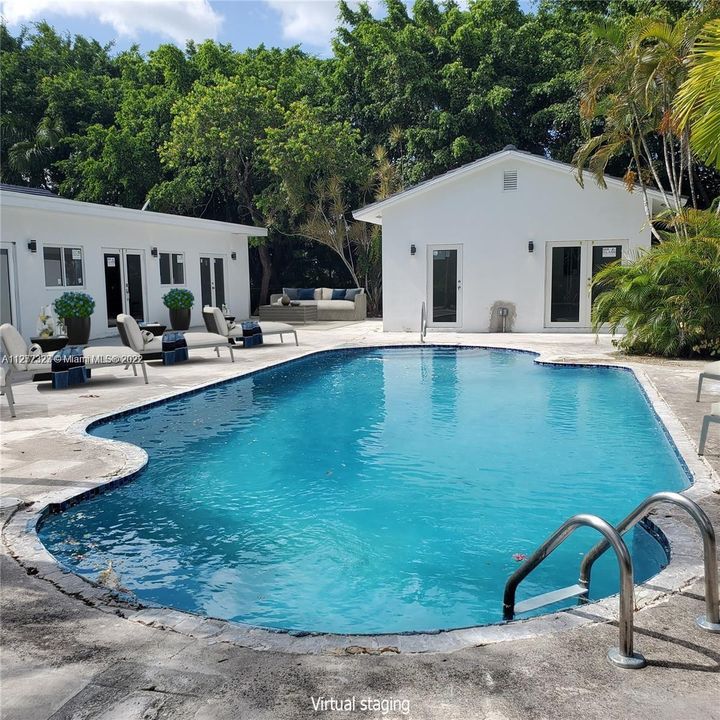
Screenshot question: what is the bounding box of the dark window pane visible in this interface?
[159,253,171,284]
[214,257,225,307]
[172,253,184,284]
[126,253,144,321]
[104,253,122,326]
[550,246,581,322]
[432,249,457,323]
[200,257,212,307]
[591,245,622,305]
[63,247,83,286]
[43,247,63,286]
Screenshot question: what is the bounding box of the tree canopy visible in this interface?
[2,1,718,313]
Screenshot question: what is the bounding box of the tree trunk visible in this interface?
[257,243,272,311]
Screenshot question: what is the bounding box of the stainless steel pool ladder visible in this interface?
[578,491,719,634]
[420,302,427,343]
[502,492,719,670]
[502,514,646,669]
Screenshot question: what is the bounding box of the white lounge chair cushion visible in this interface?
[141,332,227,352]
[258,322,294,335]
[82,346,142,367]
[702,361,720,376]
[712,402,720,417]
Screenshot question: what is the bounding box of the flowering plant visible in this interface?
[53,292,95,319]
[162,288,194,310]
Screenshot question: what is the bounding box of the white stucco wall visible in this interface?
[379,155,655,333]
[0,195,253,340]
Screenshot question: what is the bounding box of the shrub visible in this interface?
[162,288,194,310]
[592,209,720,357]
[53,292,95,319]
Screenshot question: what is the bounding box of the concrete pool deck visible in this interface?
[1,321,719,719]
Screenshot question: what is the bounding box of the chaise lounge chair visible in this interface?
[0,322,148,397]
[117,314,235,362]
[696,361,720,402]
[699,402,720,455]
[202,306,298,346]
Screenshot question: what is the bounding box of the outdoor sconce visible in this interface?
[410,244,416,256]
[231,251,237,260]
[151,246,158,257]
[27,239,37,253]
[528,240,534,253]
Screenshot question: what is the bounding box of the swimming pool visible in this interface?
[39,347,689,634]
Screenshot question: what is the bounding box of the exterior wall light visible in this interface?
[27,239,37,253]
[231,251,237,260]
[528,240,534,253]
[410,244,416,256]
[151,246,158,257]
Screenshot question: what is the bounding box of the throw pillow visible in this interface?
[283,287,299,300]
[345,288,363,301]
[298,288,315,300]
[331,288,346,300]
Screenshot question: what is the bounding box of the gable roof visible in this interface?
[352,147,672,225]
[0,186,267,236]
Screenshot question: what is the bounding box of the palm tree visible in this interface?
[592,206,720,357]
[4,117,63,187]
[674,19,720,171]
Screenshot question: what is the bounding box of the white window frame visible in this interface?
[43,245,85,289]
[159,251,186,286]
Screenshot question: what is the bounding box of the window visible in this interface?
[159,252,185,285]
[43,246,84,287]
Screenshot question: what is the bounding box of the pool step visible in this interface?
[514,583,588,614]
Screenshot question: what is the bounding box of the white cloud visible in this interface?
[1,0,222,45]
[265,0,382,51]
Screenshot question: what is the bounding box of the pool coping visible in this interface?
[3,342,718,654]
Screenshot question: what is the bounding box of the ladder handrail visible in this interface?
[503,513,642,666]
[420,301,427,343]
[579,491,719,631]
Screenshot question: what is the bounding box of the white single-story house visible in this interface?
[0,185,266,340]
[353,146,672,333]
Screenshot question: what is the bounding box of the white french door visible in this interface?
[200,255,227,309]
[545,240,627,328]
[103,248,147,327]
[0,242,19,329]
[427,244,463,329]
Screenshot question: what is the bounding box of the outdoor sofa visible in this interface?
[269,287,367,321]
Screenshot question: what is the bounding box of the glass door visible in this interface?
[103,249,146,326]
[427,245,462,328]
[200,255,226,308]
[0,243,17,328]
[545,241,626,327]
[549,245,582,324]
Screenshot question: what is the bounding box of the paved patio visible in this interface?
[1,321,719,719]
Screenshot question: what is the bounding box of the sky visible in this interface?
[0,0,535,57]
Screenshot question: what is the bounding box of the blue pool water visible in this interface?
[39,347,689,634]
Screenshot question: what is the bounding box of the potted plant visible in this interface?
[53,292,95,345]
[163,288,194,330]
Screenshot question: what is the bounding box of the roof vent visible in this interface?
[502,144,517,151]
[503,170,518,192]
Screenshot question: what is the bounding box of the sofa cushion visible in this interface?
[331,288,347,300]
[283,287,299,300]
[345,288,364,301]
[317,300,355,311]
[320,287,334,300]
[298,287,315,300]
[294,300,318,306]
